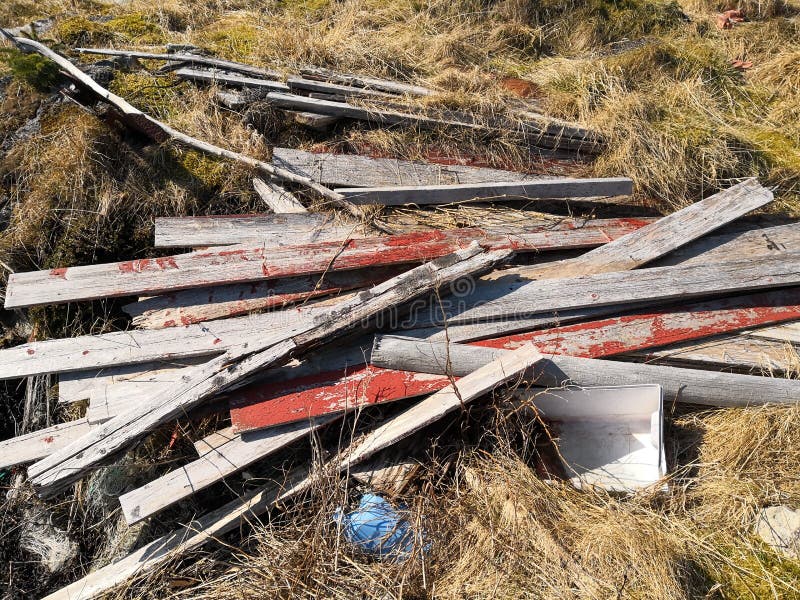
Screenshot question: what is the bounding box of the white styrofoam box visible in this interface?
[526,384,666,493]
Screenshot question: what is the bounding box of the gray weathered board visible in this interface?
[0,419,96,469]
[271,147,540,188]
[370,335,800,407]
[299,65,433,96]
[335,178,634,206]
[154,213,360,248]
[252,178,308,213]
[27,246,512,497]
[174,66,290,92]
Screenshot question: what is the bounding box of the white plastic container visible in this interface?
[526,384,666,493]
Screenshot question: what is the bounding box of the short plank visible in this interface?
[174,66,290,92]
[334,178,634,206]
[252,178,307,213]
[154,213,354,248]
[271,147,539,188]
[123,269,396,329]
[287,110,339,131]
[444,252,800,324]
[120,417,334,524]
[0,419,96,469]
[6,223,647,309]
[369,335,800,407]
[28,245,512,497]
[230,289,800,432]
[516,178,773,280]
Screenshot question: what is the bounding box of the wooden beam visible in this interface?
[119,416,335,524]
[173,66,289,92]
[74,47,283,80]
[5,223,648,309]
[230,289,800,432]
[154,213,359,248]
[369,335,800,407]
[252,178,307,213]
[0,419,96,469]
[334,178,634,206]
[299,66,433,96]
[286,111,339,131]
[123,269,398,329]
[286,75,397,99]
[271,147,540,188]
[27,245,512,497]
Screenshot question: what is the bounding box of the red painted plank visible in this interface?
[6,220,653,308]
[229,288,800,433]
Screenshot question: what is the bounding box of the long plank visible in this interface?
[286,75,397,99]
[0,419,96,469]
[230,289,800,432]
[335,178,633,206]
[299,66,433,96]
[5,223,648,309]
[516,178,773,280]
[173,66,290,92]
[252,178,307,213]
[153,213,356,248]
[27,245,512,497]
[271,147,540,188]
[369,335,800,407]
[444,252,800,324]
[120,417,334,524]
[748,322,800,344]
[122,268,399,329]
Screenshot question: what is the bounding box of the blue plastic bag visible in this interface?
[333,493,419,562]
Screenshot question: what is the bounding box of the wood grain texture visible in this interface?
[299,66,433,96]
[27,245,512,497]
[119,416,334,524]
[230,289,800,432]
[370,335,800,407]
[174,66,290,91]
[335,178,634,206]
[0,419,96,469]
[154,213,355,248]
[6,223,647,308]
[252,178,308,213]
[747,322,800,344]
[286,75,397,99]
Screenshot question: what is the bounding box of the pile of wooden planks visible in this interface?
[1,36,799,600]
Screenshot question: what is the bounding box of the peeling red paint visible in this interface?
[49,267,68,279]
[42,436,54,444]
[26,349,35,355]
[82,350,90,356]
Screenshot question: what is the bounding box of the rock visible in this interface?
[755,505,800,558]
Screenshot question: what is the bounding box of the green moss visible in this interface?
[279,0,331,12]
[55,13,165,46]
[0,48,60,91]
[707,539,800,599]
[197,21,260,60]
[55,16,111,46]
[108,72,181,119]
[176,150,227,189]
[105,13,165,44]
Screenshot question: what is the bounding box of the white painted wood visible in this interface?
[120,417,334,524]
[154,213,359,248]
[252,177,308,213]
[271,147,539,188]
[335,178,634,206]
[28,245,512,496]
[0,419,96,469]
[369,335,800,407]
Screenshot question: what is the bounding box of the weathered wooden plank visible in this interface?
[747,322,800,344]
[173,66,290,92]
[299,66,433,96]
[335,178,634,206]
[6,223,648,309]
[0,309,314,380]
[252,178,307,213]
[120,416,335,524]
[230,289,800,432]
[286,110,339,131]
[193,425,236,457]
[516,178,773,280]
[286,75,397,99]
[0,419,96,469]
[445,252,800,324]
[154,213,358,248]
[369,335,800,407]
[28,245,512,497]
[340,344,543,466]
[271,147,539,188]
[123,269,396,329]
[75,47,284,80]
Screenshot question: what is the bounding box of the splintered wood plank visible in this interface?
[28,245,512,497]
[174,66,290,92]
[5,223,648,309]
[0,309,317,380]
[154,213,356,248]
[120,416,335,524]
[252,178,308,213]
[335,178,634,206]
[444,252,800,324]
[272,147,540,187]
[516,178,773,280]
[123,268,401,329]
[230,289,800,432]
[369,335,800,408]
[0,419,96,469]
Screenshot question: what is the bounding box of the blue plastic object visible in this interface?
[333,493,417,562]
